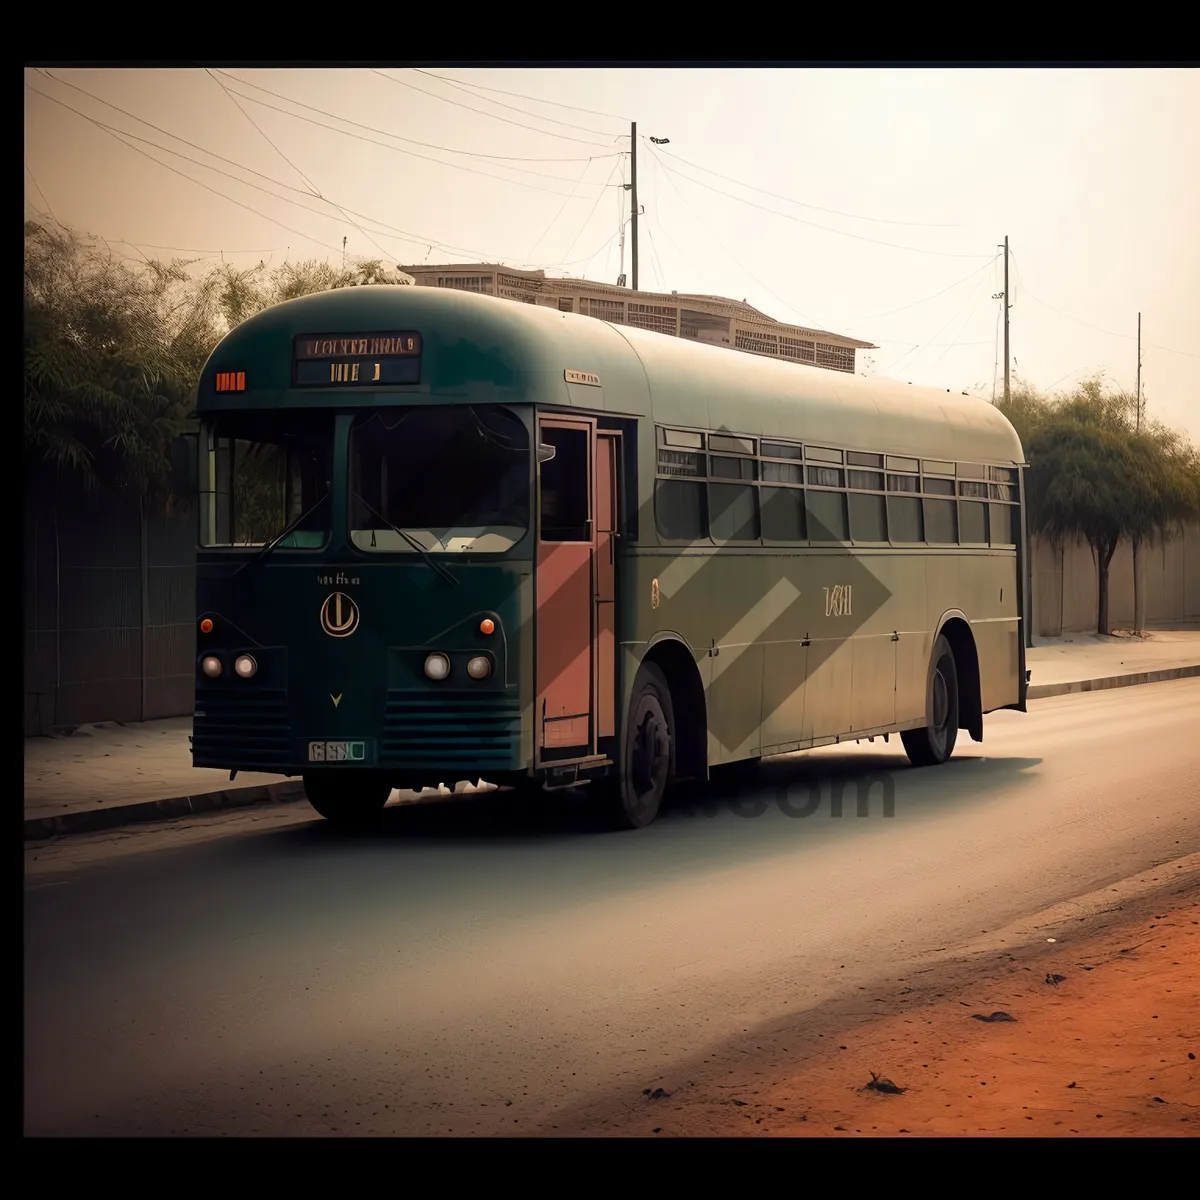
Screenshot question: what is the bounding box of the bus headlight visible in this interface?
[201,655,223,679]
[424,653,451,681]
[467,656,491,680]
[234,654,257,679]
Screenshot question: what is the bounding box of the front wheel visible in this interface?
[600,660,674,830]
[303,772,392,828]
[901,634,959,767]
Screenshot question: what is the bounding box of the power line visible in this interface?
[561,160,623,264]
[655,154,996,261]
[856,258,998,320]
[26,81,611,268]
[526,157,596,263]
[27,81,609,273]
[648,145,836,332]
[411,68,631,124]
[877,264,997,376]
[1009,248,1200,360]
[205,69,394,264]
[204,69,320,197]
[651,143,961,229]
[211,73,615,195]
[23,163,62,228]
[644,222,669,293]
[213,69,620,170]
[403,68,621,139]
[369,69,614,150]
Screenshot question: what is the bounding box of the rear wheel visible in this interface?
[601,661,674,829]
[303,772,392,828]
[901,634,959,767]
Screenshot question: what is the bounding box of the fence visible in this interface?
[23,479,197,736]
[1031,523,1200,637]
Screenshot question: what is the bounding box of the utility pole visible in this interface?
[342,236,347,270]
[1136,312,1142,430]
[1003,235,1011,405]
[1133,311,1145,633]
[630,121,639,292]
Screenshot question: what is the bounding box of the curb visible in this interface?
[23,779,307,842]
[1027,662,1200,700]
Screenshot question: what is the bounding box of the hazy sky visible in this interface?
[23,66,1200,440]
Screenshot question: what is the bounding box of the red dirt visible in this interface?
[560,889,1199,1137]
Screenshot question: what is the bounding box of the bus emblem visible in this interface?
[320,592,360,638]
[651,578,660,609]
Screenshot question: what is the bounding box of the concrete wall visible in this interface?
[1032,522,1200,637]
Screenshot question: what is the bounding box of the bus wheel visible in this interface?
[302,772,391,828]
[605,661,674,829]
[901,635,959,767]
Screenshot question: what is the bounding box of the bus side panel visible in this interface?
[892,553,932,726]
[978,553,1021,712]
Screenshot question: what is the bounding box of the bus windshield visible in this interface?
[349,406,530,553]
[199,411,334,548]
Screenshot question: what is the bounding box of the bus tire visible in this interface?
[603,660,674,829]
[901,635,959,767]
[303,772,391,828]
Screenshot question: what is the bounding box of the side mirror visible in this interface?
[171,433,199,494]
[536,442,557,464]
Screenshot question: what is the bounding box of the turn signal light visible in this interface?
[479,618,495,635]
[199,618,213,633]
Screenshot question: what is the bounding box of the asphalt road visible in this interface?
[24,678,1200,1137]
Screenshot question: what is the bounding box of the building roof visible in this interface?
[398,262,876,350]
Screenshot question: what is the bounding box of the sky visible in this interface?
[23,65,1200,441]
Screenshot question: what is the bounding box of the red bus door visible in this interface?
[536,417,596,758]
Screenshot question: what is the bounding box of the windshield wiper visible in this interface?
[351,492,460,588]
[232,491,330,578]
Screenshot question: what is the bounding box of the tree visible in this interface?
[1005,374,1200,635]
[24,219,412,505]
[24,220,219,501]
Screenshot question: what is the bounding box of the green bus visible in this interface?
[192,284,1028,830]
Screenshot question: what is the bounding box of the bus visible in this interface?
[191,284,1028,830]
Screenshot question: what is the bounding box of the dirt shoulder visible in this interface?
[552,862,1199,1137]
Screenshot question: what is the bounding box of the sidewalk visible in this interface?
[24,632,1200,841]
[1026,629,1200,696]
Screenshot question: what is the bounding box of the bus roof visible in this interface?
[198,284,1024,466]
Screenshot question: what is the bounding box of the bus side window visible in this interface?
[540,426,590,542]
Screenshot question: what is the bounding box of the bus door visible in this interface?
[536,416,598,759]
[594,432,621,743]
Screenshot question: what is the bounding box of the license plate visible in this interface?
[308,740,366,763]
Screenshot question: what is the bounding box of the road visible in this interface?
[24,678,1200,1137]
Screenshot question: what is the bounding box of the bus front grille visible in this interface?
[193,687,291,769]
[381,692,522,769]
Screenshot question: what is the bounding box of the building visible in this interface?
[398,263,876,375]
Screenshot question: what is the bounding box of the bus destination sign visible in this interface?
[293,331,422,387]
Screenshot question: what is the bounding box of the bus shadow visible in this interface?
[278,750,1044,858]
